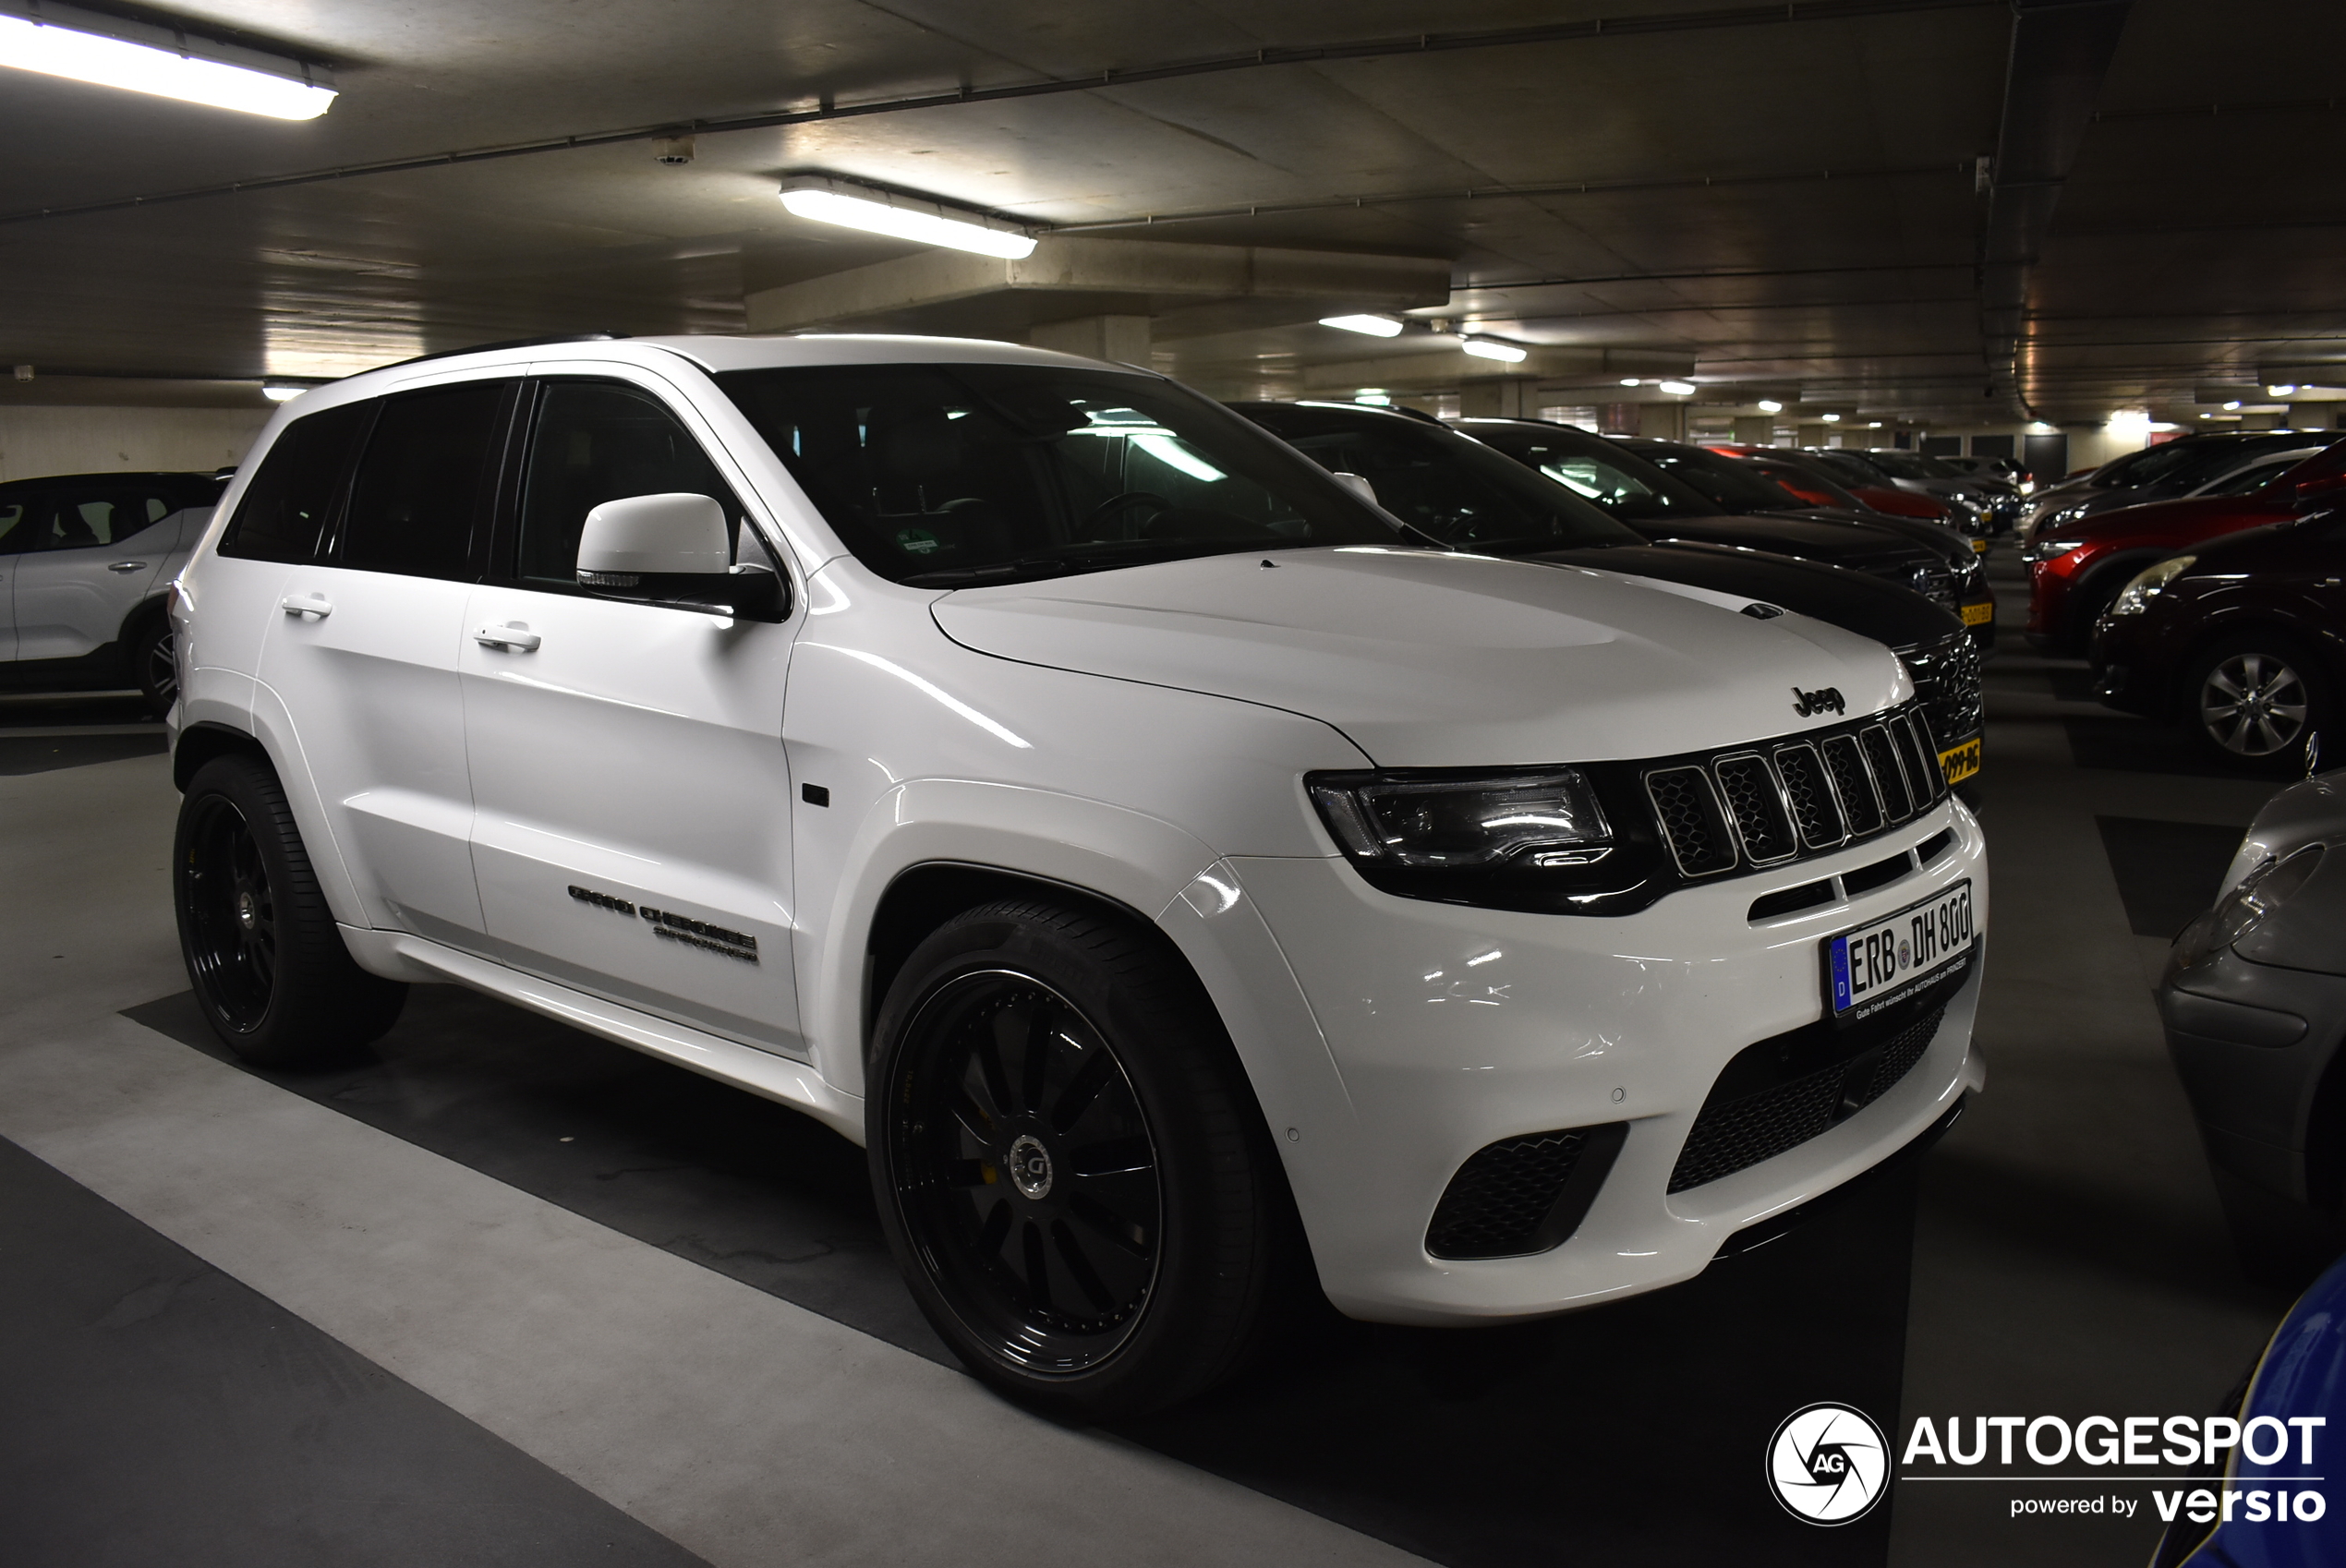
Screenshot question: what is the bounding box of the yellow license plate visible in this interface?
[1961,600,1994,625]
[1939,739,1982,784]
[1972,538,1989,554]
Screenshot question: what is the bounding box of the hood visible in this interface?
[1532,542,1963,650]
[2050,492,2295,544]
[930,547,1906,767]
[1625,513,1945,570]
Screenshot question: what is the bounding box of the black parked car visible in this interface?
[1229,401,1986,790]
[2093,512,2345,771]
[2026,431,2330,541]
[1453,419,1997,647]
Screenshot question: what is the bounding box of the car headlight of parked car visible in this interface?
[2022,536,2090,566]
[2107,554,2195,616]
[1309,766,1614,872]
[2172,843,2327,966]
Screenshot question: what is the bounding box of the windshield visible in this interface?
[714,363,1403,585]
[1457,423,1725,522]
[1230,404,1643,553]
[1806,450,1891,486]
[1864,451,1958,480]
[2202,452,2314,496]
[1746,456,1863,510]
[1618,440,1818,513]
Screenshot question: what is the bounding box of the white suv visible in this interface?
[167,333,1987,1416]
[0,470,223,710]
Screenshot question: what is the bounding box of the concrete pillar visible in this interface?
[1025,314,1151,366]
[1457,378,1532,418]
[1796,424,1832,447]
[1639,403,1686,441]
[1731,416,1773,446]
[2288,403,2338,432]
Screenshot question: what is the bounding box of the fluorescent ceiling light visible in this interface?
[1820,413,1842,423]
[1867,421,1882,428]
[779,179,1036,259]
[1757,399,1784,414]
[1354,389,1391,405]
[260,382,308,403]
[1320,314,1402,338]
[1619,378,1640,387]
[1658,380,1696,396]
[1460,336,1528,364]
[0,8,335,119]
[2223,400,2242,411]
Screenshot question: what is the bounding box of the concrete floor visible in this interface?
[0,554,2305,1566]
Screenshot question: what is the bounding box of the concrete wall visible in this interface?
[0,406,272,483]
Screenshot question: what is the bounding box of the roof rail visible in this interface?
[381,332,626,370]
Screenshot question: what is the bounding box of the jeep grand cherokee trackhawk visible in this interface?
[165,333,1988,1417]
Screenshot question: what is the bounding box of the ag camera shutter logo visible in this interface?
[1769,1403,1890,1525]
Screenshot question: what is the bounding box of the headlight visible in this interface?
[1309,767,1612,870]
[2108,555,2195,616]
[2022,537,2089,565]
[2173,844,2325,966]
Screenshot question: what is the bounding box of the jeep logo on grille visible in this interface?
[1792,685,1846,717]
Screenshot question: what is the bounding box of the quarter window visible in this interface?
[340,382,508,579]
[219,403,371,563]
[515,380,743,587]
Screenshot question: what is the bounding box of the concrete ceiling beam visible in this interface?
[744,235,1451,338]
[1298,345,1695,393]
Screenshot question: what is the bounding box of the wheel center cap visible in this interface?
[1007,1134,1054,1200]
[235,891,258,930]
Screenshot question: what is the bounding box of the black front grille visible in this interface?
[1644,705,1943,882]
[1668,1001,1950,1192]
[1903,633,1984,748]
[1427,1124,1625,1259]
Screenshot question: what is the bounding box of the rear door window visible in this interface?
[33,486,183,549]
[219,404,372,563]
[339,382,509,579]
[0,490,40,553]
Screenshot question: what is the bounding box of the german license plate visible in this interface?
[1826,880,1975,1022]
[1938,738,1982,785]
[1962,600,1994,625]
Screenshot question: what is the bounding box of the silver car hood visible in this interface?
[931,546,1909,766]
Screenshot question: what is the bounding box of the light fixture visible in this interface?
[1320,314,1403,338]
[1658,380,1696,396]
[2223,401,2243,411]
[1757,399,1784,414]
[1354,388,1391,406]
[1619,378,1641,387]
[779,177,1036,259]
[2268,384,2298,398]
[1867,421,1882,429]
[260,382,308,403]
[1460,336,1529,364]
[0,6,335,119]
[1820,413,1842,423]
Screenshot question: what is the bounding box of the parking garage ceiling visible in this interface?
[1,0,2340,425]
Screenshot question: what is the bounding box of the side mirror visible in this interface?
[1331,470,1378,504]
[575,492,787,621]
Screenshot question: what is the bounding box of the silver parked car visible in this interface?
[2160,764,2346,1283]
[0,470,224,711]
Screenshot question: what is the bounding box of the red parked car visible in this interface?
[2025,440,2346,651]
[1703,443,1960,525]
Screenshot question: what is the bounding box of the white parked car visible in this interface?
[166,333,1987,1415]
[0,470,223,710]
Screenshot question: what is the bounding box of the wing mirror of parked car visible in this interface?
[1331,471,1378,504]
[575,492,788,621]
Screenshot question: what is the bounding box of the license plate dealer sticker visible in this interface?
[1827,880,1975,1021]
[1938,738,1981,785]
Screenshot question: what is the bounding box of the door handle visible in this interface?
[107,560,149,573]
[279,592,333,620]
[474,621,541,653]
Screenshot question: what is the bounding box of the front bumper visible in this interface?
[1231,799,1987,1323]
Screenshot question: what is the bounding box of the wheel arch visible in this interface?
[172,718,272,792]
[115,589,173,646]
[2064,548,2171,640]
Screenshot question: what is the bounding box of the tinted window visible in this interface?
[516,380,741,587]
[1625,441,1816,513]
[33,485,183,549]
[219,404,371,563]
[340,383,506,579]
[1236,404,1639,552]
[0,490,38,553]
[719,365,1398,586]
[1462,425,1722,523]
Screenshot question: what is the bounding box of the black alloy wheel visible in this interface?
[133,616,176,715]
[870,899,1291,1417]
[174,753,407,1066]
[2188,637,2325,769]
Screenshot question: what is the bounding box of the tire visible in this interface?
[173,753,407,1067]
[868,897,1289,1417]
[2183,633,2330,773]
[130,612,175,717]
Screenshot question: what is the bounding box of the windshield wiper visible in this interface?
[899,538,1243,588]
